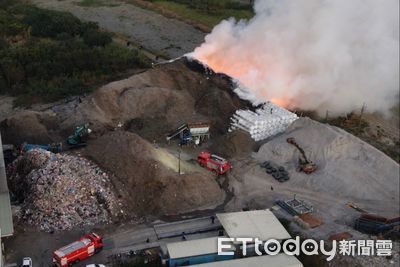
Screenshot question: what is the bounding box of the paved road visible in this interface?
[106,216,221,254]
[4,216,222,267]
[29,0,206,58]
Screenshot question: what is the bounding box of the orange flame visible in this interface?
[195,52,293,109]
[270,98,291,108]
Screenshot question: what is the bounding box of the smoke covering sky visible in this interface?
[191,0,399,115]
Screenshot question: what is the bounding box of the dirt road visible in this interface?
[29,0,206,58]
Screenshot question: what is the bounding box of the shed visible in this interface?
[166,237,234,267]
[216,209,291,242]
[190,254,303,267]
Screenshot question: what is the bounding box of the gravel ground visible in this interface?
[225,117,400,266]
[29,0,206,58]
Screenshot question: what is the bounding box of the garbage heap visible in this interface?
[229,102,298,141]
[7,149,122,232]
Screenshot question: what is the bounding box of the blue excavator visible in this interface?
[21,142,62,153]
[19,124,91,154]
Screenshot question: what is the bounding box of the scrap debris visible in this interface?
[7,149,123,232]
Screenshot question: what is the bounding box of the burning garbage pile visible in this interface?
[7,149,122,232]
[190,0,399,116]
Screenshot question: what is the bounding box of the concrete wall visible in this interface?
[0,132,14,267]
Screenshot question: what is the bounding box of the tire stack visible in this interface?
[260,161,290,182]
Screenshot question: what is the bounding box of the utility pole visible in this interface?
[359,103,366,127]
[178,148,181,175]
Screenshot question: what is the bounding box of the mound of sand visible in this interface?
[0,58,246,221]
[208,130,257,159]
[81,58,247,138]
[254,117,399,214]
[0,58,249,145]
[85,131,225,216]
[0,111,60,145]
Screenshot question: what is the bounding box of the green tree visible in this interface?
[23,8,82,37]
[82,29,112,47]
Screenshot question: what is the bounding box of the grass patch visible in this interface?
[76,0,120,7]
[155,1,253,27]
[0,1,150,106]
[127,0,254,30]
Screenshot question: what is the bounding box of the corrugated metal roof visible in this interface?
[167,237,227,259]
[0,132,13,237]
[190,254,303,267]
[217,210,291,242]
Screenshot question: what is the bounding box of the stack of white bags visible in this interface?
[229,102,298,141]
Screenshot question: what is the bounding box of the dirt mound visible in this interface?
[0,111,60,145]
[208,130,257,158]
[85,131,225,216]
[7,149,121,231]
[0,58,249,146]
[254,117,399,214]
[0,58,246,221]
[82,58,248,138]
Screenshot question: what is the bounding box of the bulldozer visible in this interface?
[67,123,92,147]
[286,137,317,174]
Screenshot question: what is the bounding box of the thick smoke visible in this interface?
[190,0,399,115]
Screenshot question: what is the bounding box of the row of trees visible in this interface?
[147,0,252,13]
[0,1,150,105]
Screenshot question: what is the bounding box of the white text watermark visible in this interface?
[218,237,392,261]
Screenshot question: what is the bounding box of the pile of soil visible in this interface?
[0,111,60,145]
[255,117,399,203]
[1,58,249,145]
[85,131,225,216]
[0,58,248,222]
[208,130,257,159]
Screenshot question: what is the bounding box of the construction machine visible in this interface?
[286,137,317,174]
[21,142,62,153]
[67,124,92,147]
[166,123,210,146]
[355,214,400,235]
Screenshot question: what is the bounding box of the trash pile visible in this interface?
[7,149,123,232]
[229,102,298,141]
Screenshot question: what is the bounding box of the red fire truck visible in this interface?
[197,151,231,175]
[53,232,103,267]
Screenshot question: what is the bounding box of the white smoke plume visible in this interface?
[190,0,399,115]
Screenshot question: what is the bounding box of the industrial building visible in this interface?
[190,254,303,267]
[217,209,292,242]
[164,210,299,266]
[0,132,14,267]
[166,237,234,266]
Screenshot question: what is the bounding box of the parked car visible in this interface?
[21,257,32,267]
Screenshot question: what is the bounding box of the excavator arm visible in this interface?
[287,137,317,174]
